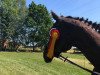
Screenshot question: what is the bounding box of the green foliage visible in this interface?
[0,0,27,50]
[0,0,52,51]
[0,0,27,40]
[25,1,53,47]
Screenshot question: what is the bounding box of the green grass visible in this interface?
[0,52,93,75]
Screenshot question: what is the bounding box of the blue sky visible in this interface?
[26,0,100,23]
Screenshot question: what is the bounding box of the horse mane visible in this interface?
[64,16,100,33]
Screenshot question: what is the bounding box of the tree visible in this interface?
[0,0,27,51]
[25,1,53,51]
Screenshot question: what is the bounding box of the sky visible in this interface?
[26,0,100,23]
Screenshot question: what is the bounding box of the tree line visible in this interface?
[0,0,53,51]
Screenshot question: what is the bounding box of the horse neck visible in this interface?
[73,27,100,51]
[71,21,100,66]
[73,21,100,48]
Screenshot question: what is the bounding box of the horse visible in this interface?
[43,11,100,75]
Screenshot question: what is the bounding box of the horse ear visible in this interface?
[51,11,60,21]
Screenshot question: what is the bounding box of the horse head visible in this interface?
[43,12,76,63]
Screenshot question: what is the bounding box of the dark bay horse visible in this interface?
[43,12,100,75]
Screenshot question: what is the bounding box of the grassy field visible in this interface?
[0,52,93,75]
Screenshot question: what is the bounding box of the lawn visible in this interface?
[0,52,93,75]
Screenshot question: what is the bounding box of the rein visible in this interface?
[59,55,100,75]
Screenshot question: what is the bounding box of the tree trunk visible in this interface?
[32,42,35,52]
